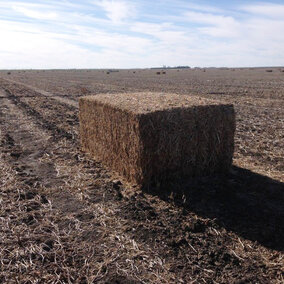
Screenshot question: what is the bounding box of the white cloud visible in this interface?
[12,4,58,20]
[0,21,85,69]
[130,22,192,44]
[0,1,284,68]
[186,2,224,13]
[95,0,135,23]
[71,25,154,54]
[0,19,153,68]
[185,11,235,26]
[184,11,240,38]
[242,3,284,19]
[14,7,57,20]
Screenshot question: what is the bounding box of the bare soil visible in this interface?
[0,68,283,283]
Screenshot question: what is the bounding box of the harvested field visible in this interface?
[0,68,283,283]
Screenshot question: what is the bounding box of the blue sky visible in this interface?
[0,0,284,69]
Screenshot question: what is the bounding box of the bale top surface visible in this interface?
[82,92,226,114]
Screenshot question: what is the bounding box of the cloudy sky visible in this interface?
[0,0,284,69]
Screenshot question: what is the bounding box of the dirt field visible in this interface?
[0,68,283,283]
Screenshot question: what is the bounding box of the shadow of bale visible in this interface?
[142,166,284,251]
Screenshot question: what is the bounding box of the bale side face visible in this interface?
[138,105,235,185]
[79,93,235,187]
[79,98,143,184]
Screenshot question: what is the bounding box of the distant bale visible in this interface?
[133,71,136,74]
[156,72,161,75]
[79,93,235,188]
[162,71,166,74]
[106,71,110,74]
[266,70,273,72]
[7,72,11,75]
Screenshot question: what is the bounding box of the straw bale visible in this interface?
[79,92,235,187]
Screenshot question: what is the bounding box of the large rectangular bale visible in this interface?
[79,93,235,187]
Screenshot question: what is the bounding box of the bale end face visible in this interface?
[79,93,235,187]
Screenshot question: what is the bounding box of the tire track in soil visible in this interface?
[0,89,179,283]
[0,84,283,283]
[1,77,78,108]
[3,87,77,143]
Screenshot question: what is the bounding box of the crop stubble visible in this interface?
[0,68,283,283]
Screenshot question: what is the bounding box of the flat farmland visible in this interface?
[0,68,283,283]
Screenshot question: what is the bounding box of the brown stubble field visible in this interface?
[0,68,283,283]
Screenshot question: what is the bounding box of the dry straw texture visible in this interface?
[79,92,235,187]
